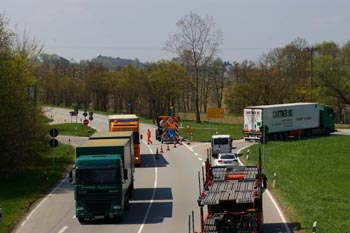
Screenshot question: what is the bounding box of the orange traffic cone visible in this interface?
[160,145,164,153]
[166,144,170,151]
[173,141,177,148]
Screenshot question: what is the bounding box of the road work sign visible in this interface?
[207,108,224,118]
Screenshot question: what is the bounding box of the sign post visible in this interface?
[207,108,225,135]
[49,128,59,168]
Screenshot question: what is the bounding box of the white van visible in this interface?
[211,135,232,158]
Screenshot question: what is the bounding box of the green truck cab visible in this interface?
[73,138,134,223]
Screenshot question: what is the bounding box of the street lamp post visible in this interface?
[307,47,318,90]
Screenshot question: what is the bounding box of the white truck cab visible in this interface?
[211,134,232,158]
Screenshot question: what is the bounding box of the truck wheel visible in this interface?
[114,216,123,223]
[125,199,130,211]
[324,127,331,136]
[78,217,85,224]
[260,137,268,144]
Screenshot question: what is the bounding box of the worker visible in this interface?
[147,128,152,144]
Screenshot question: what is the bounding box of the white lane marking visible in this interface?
[237,146,291,233]
[194,153,199,156]
[198,157,203,161]
[183,143,194,152]
[58,226,68,233]
[266,190,292,233]
[72,215,76,218]
[191,143,210,149]
[15,177,68,233]
[137,145,158,233]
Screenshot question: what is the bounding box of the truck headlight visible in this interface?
[113,205,122,210]
[77,207,85,211]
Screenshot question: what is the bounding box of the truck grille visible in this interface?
[85,200,111,214]
[77,187,121,214]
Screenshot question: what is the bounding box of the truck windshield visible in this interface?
[76,168,121,185]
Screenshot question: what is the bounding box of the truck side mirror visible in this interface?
[69,170,73,183]
[123,169,128,180]
[68,168,75,184]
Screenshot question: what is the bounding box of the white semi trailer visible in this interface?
[243,102,335,143]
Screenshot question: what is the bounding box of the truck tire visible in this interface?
[124,196,130,211]
[324,127,331,136]
[260,136,268,144]
[114,216,124,223]
[78,217,85,224]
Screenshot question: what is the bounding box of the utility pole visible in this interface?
[234,62,239,84]
[306,47,318,90]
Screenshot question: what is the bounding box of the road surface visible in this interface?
[13,107,292,233]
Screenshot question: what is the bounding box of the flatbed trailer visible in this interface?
[197,157,265,233]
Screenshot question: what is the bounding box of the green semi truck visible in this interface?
[72,138,134,223]
[89,131,136,171]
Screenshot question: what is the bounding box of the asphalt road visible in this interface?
[13,107,291,233]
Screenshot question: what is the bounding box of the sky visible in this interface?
[2,0,350,63]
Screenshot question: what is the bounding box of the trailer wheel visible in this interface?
[324,127,331,136]
[78,217,85,224]
[260,137,268,144]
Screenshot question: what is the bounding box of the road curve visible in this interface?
[13,107,291,233]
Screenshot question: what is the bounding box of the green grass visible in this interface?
[49,123,96,137]
[0,144,75,233]
[178,119,243,141]
[240,136,350,233]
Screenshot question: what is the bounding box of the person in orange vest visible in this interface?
[147,128,152,144]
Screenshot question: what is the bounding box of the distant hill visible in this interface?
[39,54,145,70]
[90,55,144,70]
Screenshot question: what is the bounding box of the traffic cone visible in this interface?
[166,144,170,151]
[160,145,164,153]
[173,141,177,148]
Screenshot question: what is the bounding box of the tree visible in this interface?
[0,14,48,172]
[165,12,223,123]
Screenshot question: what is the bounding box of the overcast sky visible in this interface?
[2,0,350,63]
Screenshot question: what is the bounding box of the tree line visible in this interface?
[36,38,350,122]
[1,12,350,172]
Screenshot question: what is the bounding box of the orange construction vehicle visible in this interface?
[109,114,141,166]
[155,115,179,144]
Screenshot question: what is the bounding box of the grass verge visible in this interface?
[0,144,74,233]
[49,123,96,137]
[178,120,243,141]
[240,135,350,233]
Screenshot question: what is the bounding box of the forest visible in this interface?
[36,38,350,121]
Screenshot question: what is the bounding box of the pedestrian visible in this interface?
[147,128,152,144]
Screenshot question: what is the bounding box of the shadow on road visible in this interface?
[132,187,173,201]
[263,222,301,233]
[81,192,173,225]
[140,153,169,167]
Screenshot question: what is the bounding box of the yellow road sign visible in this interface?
[207,108,224,118]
